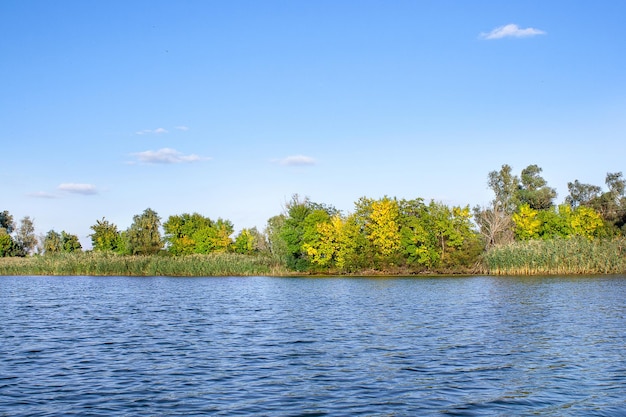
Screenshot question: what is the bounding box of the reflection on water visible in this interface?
[1,275,625,416]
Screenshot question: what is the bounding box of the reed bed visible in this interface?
[0,252,289,277]
[484,237,626,275]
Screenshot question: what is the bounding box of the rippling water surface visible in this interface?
[1,275,625,416]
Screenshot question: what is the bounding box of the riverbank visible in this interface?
[0,252,290,277]
[2,237,625,276]
[483,236,626,275]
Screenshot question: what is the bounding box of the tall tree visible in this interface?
[127,208,163,255]
[14,216,37,256]
[488,164,519,215]
[90,218,122,252]
[517,164,557,210]
[475,164,519,248]
[566,180,602,209]
[362,197,401,267]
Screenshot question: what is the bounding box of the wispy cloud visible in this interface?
[28,191,58,199]
[275,155,317,166]
[479,24,546,40]
[58,183,98,195]
[175,126,189,131]
[135,127,169,135]
[132,148,209,164]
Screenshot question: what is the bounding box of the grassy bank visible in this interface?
[0,252,289,277]
[483,237,626,275]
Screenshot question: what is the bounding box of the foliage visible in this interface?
[14,216,37,256]
[517,164,557,210]
[90,218,124,253]
[43,230,62,253]
[233,227,263,255]
[127,208,163,255]
[0,231,16,257]
[566,172,626,233]
[0,210,15,234]
[512,204,541,240]
[61,231,82,253]
[366,197,402,263]
[163,213,235,255]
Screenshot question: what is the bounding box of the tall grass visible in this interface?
[0,252,289,277]
[483,237,626,275]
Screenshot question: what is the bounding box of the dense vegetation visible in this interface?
[1,164,625,276]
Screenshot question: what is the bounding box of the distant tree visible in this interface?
[517,164,557,210]
[565,172,626,232]
[163,213,212,255]
[0,210,15,234]
[265,214,288,263]
[488,164,520,215]
[61,231,82,253]
[566,180,602,209]
[14,216,37,256]
[233,227,264,255]
[193,218,234,253]
[127,208,163,255]
[90,218,122,252]
[602,172,626,230]
[0,231,16,257]
[43,230,62,254]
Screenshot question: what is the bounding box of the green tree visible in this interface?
[265,214,288,263]
[61,231,82,252]
[233,228,261,254]
[193,218,234,253]
[566,180,601,209]
[0,210,15,234]
[399,198,440,267]
[90,218,122,252]
[163,213,213,255]
[488,164,520,215]
[517,164,557,210]
[43,230,62,254]
[127,208,163,255]
[0,231,16,257]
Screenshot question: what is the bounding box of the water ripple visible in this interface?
[1,275,625,416]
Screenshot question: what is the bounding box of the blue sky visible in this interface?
[2,1,625,248]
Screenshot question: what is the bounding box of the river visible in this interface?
[1,275,625,416]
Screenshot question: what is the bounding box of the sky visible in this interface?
[2,1,625,248]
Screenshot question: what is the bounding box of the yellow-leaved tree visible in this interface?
[568,206,604,239]
[366,197,401,265]
[512,204,541,240]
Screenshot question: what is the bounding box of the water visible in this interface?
[1,275,625,416]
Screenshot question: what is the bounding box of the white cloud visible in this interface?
[479,24,546,40]
[135,127,169,135]
[58,183,98,195]
[175,126,189,131]
[276,155,317,166]
[132,148,209,164]
[28,191,58,199]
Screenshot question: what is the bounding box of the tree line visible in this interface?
[2,164,625,273]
